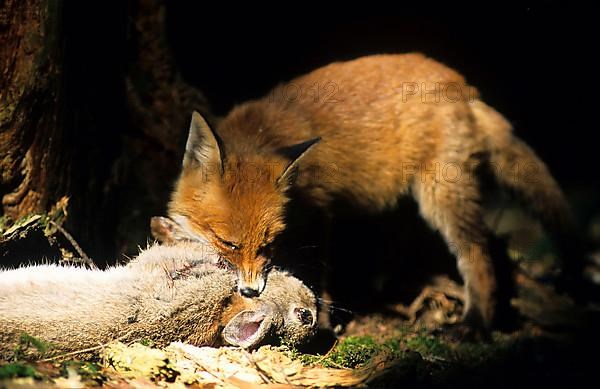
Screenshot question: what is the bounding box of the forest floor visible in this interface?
[1,201,599,388]
[1,271,598,388]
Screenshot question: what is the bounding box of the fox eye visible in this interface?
[224,241,239,251]
[216,237,239,251]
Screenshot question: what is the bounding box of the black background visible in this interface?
[4,5,598,386]
[61,4,598,239]
[55,3,599,289]
[160,4,599,307]
[164,5,597,193]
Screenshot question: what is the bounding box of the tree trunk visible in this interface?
[116,0,211,255]
[0,0,210,264]
[0,0,66,219]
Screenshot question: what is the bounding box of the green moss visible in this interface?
[284,325,533,378]
[405,332,453,360]
[139,338,156,347]
[0,197,70,247]
[286,335,404,369]
[12,333,52,360]
[1,214,43,241]
[0,362,40,380]
[60,361,106,384]
[319,336,382,368]
[0,215,9,234]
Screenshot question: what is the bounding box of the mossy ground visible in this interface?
[1,203,598,387]
[0,332,107,385]
[278,317,598,388]
[286,335,403,368]
[1,306,598,387]
[0,359,106,386]
[285,329,498,371]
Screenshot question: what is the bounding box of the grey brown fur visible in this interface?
[0,243,316,359]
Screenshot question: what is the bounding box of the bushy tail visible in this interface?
[471,100,593,299]
[471,100,597,301]
[470,100,574,237]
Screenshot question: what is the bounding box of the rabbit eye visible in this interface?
[294,307,313,326]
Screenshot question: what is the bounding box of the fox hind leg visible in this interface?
[412,168,496,334]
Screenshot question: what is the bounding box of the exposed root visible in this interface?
[389,276,464,328]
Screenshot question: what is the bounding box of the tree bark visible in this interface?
[0,0,210,264]
[115,0,211,255]
[0,0,66,219]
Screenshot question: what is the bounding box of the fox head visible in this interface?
[169,112,319,298]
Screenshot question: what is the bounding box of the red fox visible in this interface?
[168,54,573,333]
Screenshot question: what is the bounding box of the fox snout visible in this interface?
[238,271,267,298]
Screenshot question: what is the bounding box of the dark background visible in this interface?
[53,3,598,280]
[2,5,598,386]
[159,5,599,307]
[165,5,596,192]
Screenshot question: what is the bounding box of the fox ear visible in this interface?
[183,111,223,173]
[276,137,321,188]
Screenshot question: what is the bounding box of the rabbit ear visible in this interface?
[150,216,184,244]
[222,309,273,349]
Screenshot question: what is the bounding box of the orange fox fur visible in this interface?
[169,53,572,331]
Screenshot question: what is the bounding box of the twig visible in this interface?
[39,333,132,362]
[314,339,338,365]
[49,220,96,269]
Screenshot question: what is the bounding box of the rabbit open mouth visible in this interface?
[238,313,265,342]
[222,308,273,349]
